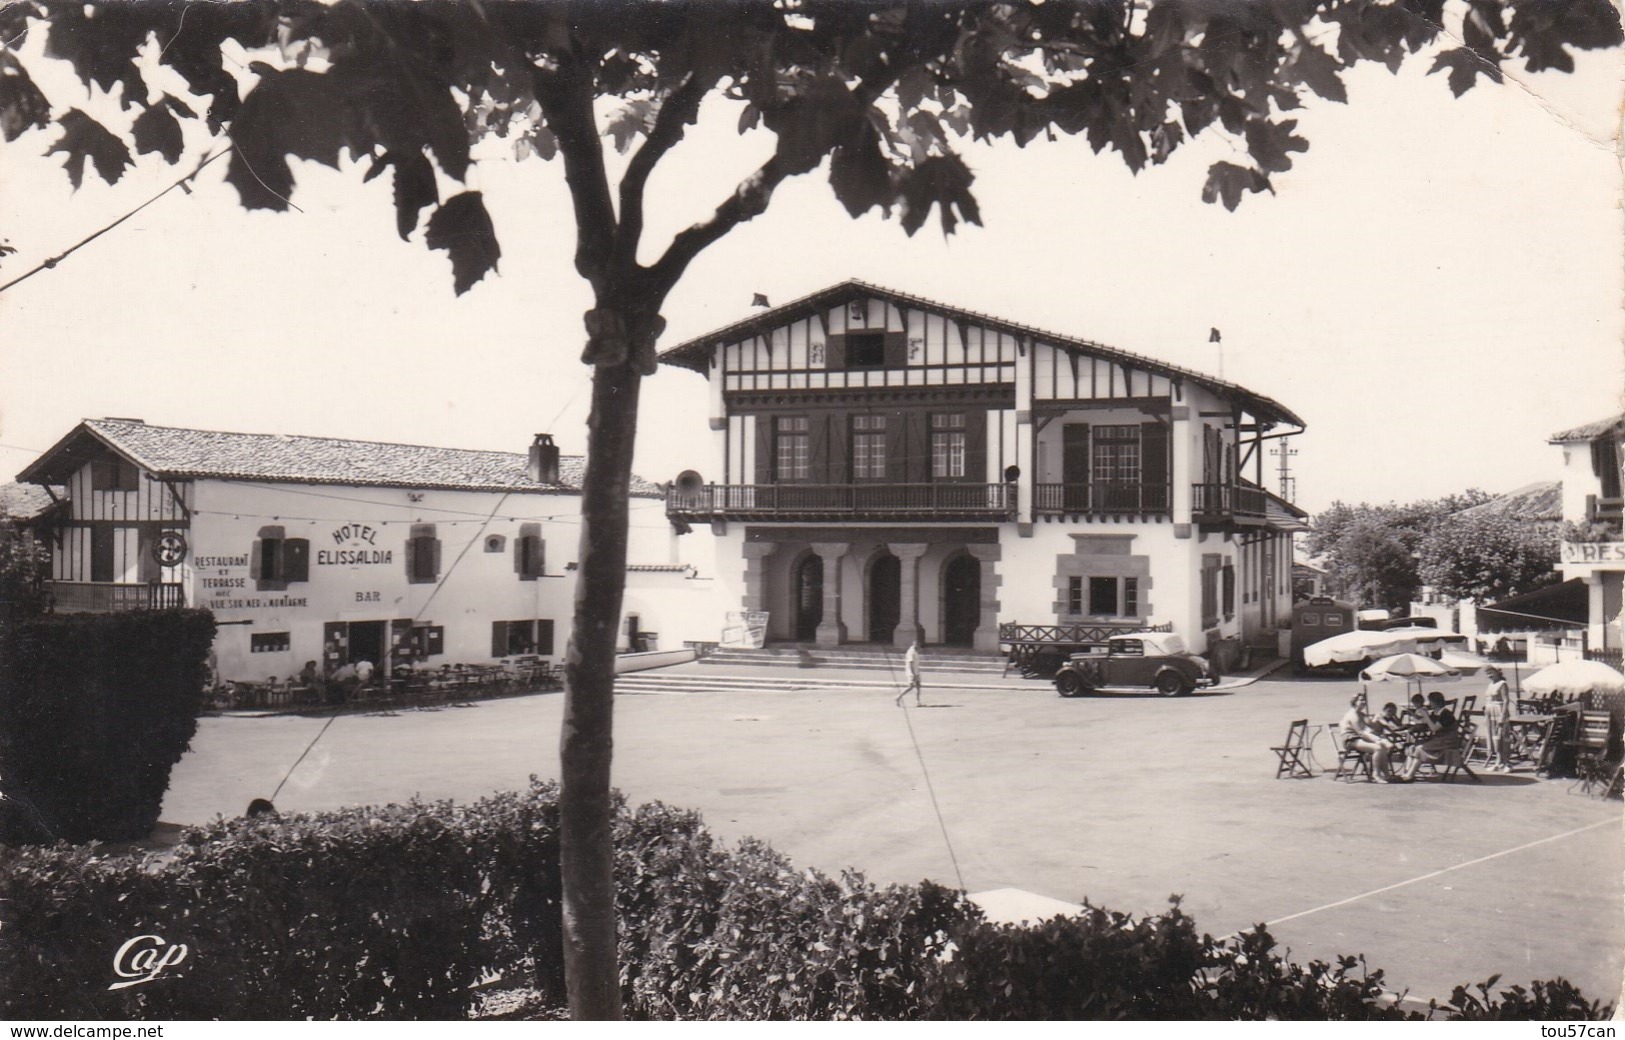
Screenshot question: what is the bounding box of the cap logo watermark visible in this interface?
[109,934,188,990]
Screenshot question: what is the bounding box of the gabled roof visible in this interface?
[659,279,1304,429]
[0,481,63,521]
[1458,481,1563,523]
[1550,413,1624,443]
[17,419,664,498]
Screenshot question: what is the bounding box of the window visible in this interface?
[845,331,885,368]
[1067,576,1084,615]
[1123,577,1138,617]
[774,416,809,482]
[852,414,887,480]
[252,526,309,590]
[407,523,439,584]
[493,619,556,657]
[1069,576,1138,617]
[485,535,506,553]
[516,523,545,580]
[1109,638,1144,656]
[90,525,115,583]
[251,632,291,653]
[1301,613,1321,628]
[409,624,445,659]
[1092,426,1141,485]
[90,458,139,492]
[931,414,967,479]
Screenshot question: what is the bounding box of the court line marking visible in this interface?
[1243,815,1620,935]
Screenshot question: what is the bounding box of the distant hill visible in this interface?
[1456,481,1561,524]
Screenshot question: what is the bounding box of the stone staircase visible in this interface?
[699,643,1009,675]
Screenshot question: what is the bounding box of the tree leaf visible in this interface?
[225,68,359,211]
[46,110,133,190]
[829,120,893,218]
[899,153,981,237]
[1244,118,1306,174]
[1286,38,1348,104]
[132,97,186,165]
[0,55,51,143]
[1427,48,1491,98]
[604,99,655,155]
[425,191,501,295]
[1201,161,1270,212]
[392,152,439,240]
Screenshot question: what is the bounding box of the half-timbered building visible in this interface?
[17,419,711,682]
[660,281,1306,655]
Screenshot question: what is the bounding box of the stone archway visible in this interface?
[867,551,900,644]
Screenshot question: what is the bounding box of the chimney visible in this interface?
[527,433,560,484]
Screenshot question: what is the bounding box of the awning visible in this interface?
[1476,578,1588,633]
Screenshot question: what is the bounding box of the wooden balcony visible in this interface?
[49,581,186,613]
[1587,494,1623,527]
[1190,482,1268,524]
[1033,481,1170,519]
[666,483,1016,522]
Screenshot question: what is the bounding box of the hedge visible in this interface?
[0,779,1608,1021]
[0,609,216,843]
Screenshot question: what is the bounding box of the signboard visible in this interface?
[720,611,769,649]
[1562,541,1625,571]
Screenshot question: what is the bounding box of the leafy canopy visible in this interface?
[3,0,1618,320]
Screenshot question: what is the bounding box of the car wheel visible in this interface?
[1156,670,1190,697]
[1056,671,1086,698]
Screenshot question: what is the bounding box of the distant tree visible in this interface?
[1307,489,1496,609]
[3,0,1617,1019]
[0,517,51,622]
[1419,512,1558,603]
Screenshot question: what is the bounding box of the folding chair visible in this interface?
[1570,711,1614,796]
[1458,694,1477,716]
[1462,709,1493,766]
[1271,719,1315,779]
[1330,724,1374,782]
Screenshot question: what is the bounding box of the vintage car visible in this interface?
[1052,632,1218,697]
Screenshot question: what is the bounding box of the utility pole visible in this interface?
[1272,442,1298,502]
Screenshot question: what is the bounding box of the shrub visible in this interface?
[0,609,216,843]
[0,781,1611,1021]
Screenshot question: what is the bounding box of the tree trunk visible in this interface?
[559,352,644,1020]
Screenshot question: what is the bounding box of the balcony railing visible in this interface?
[1033,481,1170,517]
[1191,483,1268,522]
[49,581,186,613]
[666,483,1015,522]
[1588,494,1623,526]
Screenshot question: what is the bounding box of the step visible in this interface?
[700,647,1008,673]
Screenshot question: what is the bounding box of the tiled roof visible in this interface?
[1458,481,1563,523]
[0,481,62,520]
[1549,413,1624,443]
[18,420,664,498]
[659,279,1304,429]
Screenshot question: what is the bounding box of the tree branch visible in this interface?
[614,70,714,268]
[533,57,617,290]
[646,153,791,297]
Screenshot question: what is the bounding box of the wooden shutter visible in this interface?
[966,409,987,485]
[425,626,445,657]
[1141,422,1169,511]
[284,539,310,583]
[828,412,849,485]
[492,621,509,658]
[825,333,846,370]
[390,618,413,664]
[1062,423,1090,511]
[883,329,907,368]
[536,619,556,655]
[517,523,543,579]
[755,416,772,484]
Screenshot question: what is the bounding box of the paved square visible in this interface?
[162,668,1623,1008]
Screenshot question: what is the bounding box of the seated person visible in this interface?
[1373,701,1408,741]
[1401,691,1461,779]
[1340,691,1399,782]
[1401,692,1428,724]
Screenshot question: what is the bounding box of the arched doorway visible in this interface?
[794,553,823,642]
[868,552,900,643]
[943,554,981,647]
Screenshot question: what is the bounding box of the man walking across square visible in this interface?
[895,640,924,707]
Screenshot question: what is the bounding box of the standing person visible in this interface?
[895,641,923,707]
[1483,666,1513,772]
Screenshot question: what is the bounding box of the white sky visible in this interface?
[1,28,1621,516]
